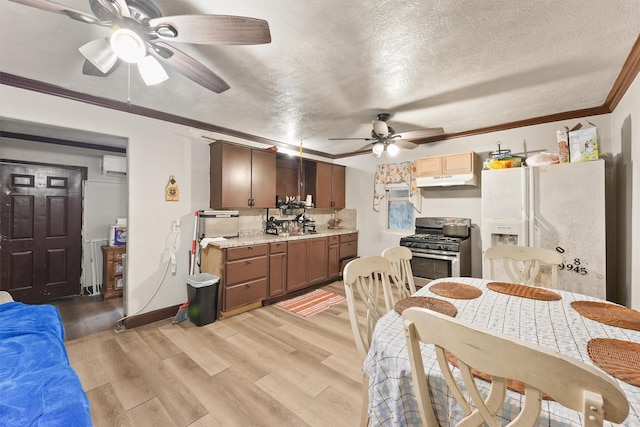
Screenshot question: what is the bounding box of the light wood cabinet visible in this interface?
[416,152,476,177]
[102,245,125,300]
[210,141,276,209]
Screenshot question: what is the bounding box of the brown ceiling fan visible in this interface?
[330,113,444,157]
[9,0,272,93]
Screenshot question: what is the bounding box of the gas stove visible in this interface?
[400,217,472,280]
[400,234,465,252]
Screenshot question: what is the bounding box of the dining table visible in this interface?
[362,277,640,426]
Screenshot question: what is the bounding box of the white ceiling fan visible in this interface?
[329,113,444,157]
[8,0,272,93]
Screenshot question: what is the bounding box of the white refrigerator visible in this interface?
[481,160,606,299]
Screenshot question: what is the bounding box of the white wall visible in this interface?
[610,73,640,309]
[0,85,207,316]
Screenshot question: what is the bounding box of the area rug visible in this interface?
[276,289,346,317]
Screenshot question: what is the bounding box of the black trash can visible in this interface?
[186,273,220,326]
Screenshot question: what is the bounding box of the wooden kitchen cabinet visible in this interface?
[312,162,346,209]
[268,242,287,298]
[210,141,276,209]
[339,232,358,274]
[327,235,340,279]
[307,237,328,285]
[416,152,476,177]
[102,245,125,300]
[286,237,328,292]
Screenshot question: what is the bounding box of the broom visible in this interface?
[173,211,199,324]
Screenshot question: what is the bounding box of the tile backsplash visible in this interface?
[237,208,357,236]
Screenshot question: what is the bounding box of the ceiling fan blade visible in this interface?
[394,127,445,140]
[82,58,120,76]
[8,0,103,24]
[149,42,230,93]
[357,142,375,151]
[148,15,271,45]
[394,140,418,149]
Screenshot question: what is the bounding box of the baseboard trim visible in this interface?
[124,304,181,329]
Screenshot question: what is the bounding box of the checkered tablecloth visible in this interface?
[362,277,640,426]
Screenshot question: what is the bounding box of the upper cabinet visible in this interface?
[415,152,478,187]
[210,142,276,209]
[276,154,305,200]
[312,162,345,209]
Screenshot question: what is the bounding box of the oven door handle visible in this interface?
[411,252,457,261]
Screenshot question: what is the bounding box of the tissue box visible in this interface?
[109,226,127,246]
[568,122,599,162]
[556,128,570,163]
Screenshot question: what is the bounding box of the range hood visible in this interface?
[416,173,478,187]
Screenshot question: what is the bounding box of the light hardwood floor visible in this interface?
[65,282,364,426]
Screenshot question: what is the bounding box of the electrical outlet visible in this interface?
[172,220,181,232]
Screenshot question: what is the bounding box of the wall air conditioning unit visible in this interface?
[102,155,127,176]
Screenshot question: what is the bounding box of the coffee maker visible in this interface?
[295,211,316,234]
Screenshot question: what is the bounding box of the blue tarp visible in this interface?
[0,302,92,426]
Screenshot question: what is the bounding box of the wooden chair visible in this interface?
[485,245,563,288]
[402,307,629,427]
[343,256,394,427]
[382,246,417,302]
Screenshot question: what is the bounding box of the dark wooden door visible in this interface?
[0,163,82,303]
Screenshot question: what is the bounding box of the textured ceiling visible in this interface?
[1,0,639,157]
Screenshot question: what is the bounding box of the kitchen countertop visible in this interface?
[202,228,358,249]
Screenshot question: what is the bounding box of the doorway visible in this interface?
[0,162,84,302]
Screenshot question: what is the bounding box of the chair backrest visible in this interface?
[402,307,629,427]
[343,256,393,358]
[485,245,563,288]
[382,246,416,301]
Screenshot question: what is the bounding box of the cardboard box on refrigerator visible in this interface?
[568,122,599,162]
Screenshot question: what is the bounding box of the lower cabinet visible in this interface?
[269,242,287,297]
[200,232,358,319]
[287,237,328,292]
[328,235,340,279]
[223,244,268,312]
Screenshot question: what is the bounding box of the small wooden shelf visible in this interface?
[102,245,126,300]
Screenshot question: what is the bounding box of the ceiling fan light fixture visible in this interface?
[372,120,389,137]
[137,55,169,85]
[110,28,146,63]
[386,143,400,156]
[79,38,117,74]
[372,142,385,156]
